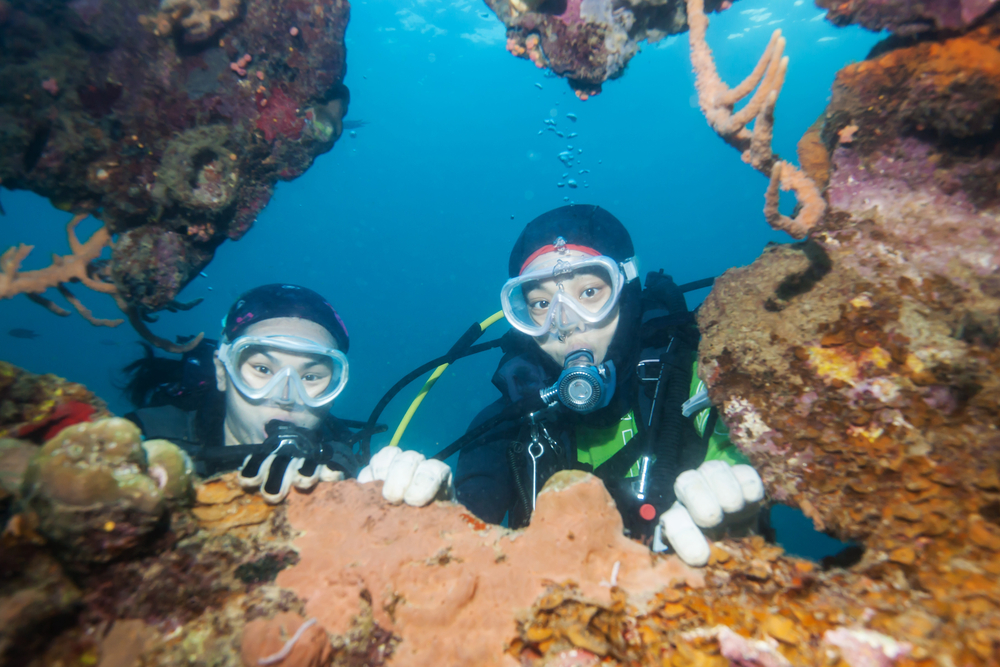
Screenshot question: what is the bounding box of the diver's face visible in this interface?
[522,251,620,367]
[215,317,337,445]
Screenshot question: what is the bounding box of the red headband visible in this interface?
[520,244,600,274]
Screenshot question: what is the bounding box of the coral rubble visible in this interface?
[488,0,729,98]
[0,0,349,334]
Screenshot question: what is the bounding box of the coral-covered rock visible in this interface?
[488,0,729,97]
[241,612,332,667]
[0,361,109,442]
[0,437,36,501]
[142,439,194,503]
[0,549,82,663]
[815,0,999,35]
[277,471,702,667]
[21,418,167,562]
[695,14,1000,665]
[157,0,242,42]
[192,473,275,531]
[0,0,349,313]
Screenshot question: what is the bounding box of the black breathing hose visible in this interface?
[359,332,505,460]
[431,394,545,462]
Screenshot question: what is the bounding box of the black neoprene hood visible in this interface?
[508,205,635,277]
[222,284,350,352]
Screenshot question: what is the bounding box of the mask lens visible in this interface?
[236,346,333,396]
[501,256,625,337]
[224,336,347,406]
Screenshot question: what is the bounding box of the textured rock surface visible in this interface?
[815,0,999,34]
[142,438,195,503]
[241,612,333,667]
[695,12,1000,666]
[0,0,349,313]
[276,471,702,667]
[0,360,109,442]
[20,418,168,562]
[488,0,728,98]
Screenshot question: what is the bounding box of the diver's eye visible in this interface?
[302,373,321,382]
[529,299,550,311]
[252,365,272,375]
[581,287,599,299]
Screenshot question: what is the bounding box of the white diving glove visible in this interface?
[654,460,765,567]
[357,446,454,506]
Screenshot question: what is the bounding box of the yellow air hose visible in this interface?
[388,310,505,448]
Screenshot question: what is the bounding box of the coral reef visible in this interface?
[694,10,1000,666]
[488,0,729,98]
[815,0,999,35]
[142,438,195,502]
[0,360,109,442]
[20,418,170,563]
[276,471,701,666]
[0,0,350,345]
[4,3,1000,665]
[241,613,332,667]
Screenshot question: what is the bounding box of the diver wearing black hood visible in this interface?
[122,284,363,503]
[455,206,765,565]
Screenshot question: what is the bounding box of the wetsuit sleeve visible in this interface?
[455,400,515,525]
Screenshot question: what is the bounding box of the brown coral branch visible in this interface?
[114,294,204,354]
[0,214,117,298]
[764,161,826,240]
[686,0,825,239]
[2,213,204,352]
[26,292,71,316]
[57,284,125,327]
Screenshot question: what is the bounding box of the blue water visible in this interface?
[1,0,877,558]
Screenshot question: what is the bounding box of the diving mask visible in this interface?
[217,335,349,409]
[501,251,638,338]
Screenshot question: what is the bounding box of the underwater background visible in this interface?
[2,0,881,558]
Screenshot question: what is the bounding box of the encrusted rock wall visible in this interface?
[488,0,728,98]
[695,11,1000,666]
[0,0,349,312]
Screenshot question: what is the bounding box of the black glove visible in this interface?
[238,420,344,503]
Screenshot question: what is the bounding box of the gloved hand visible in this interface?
[357,446,454,506]
[655,460,765,567]
[239,420,344,504]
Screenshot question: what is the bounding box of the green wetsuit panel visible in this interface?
[576,411,638,474]
[688,360,749,466]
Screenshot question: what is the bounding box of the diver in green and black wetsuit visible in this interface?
[451,205,767,566]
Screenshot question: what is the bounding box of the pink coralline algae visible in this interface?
[487,0,731,97]
[815,0,999,34]
[256,88,305,142]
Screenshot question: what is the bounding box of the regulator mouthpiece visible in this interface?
[540,349,616,413]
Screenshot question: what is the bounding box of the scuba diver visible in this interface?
[123,283,450,505]
[450,205,766,566]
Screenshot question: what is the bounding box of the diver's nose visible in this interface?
[274,376,295,407]
[553,303,580,332]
